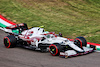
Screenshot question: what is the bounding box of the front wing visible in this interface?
[59,47,94,58]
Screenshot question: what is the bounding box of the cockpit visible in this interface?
[45,34,55,38]
[43,32,57,39]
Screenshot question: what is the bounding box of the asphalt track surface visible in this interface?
[0,30,100,67]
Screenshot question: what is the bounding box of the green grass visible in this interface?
[0,0,100,43]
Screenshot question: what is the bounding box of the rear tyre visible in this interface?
[4,35,17,48]
[49,43,61,56]
[74,37,87,48]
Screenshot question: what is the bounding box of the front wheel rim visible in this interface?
[49,44,59,56]
[50,46,56,54]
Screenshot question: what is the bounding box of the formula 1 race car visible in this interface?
[1,23,95,58]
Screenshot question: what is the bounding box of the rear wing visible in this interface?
[0,23,28,34]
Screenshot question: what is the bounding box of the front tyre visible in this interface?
[4,35,17,48]
[49,43,61,56]
[74,37,87,48]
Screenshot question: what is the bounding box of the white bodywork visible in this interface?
[18,27,84,52]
